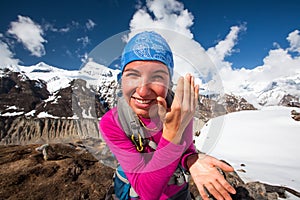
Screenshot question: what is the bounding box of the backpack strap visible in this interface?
[117,97,148,152]
[115,165,139,198]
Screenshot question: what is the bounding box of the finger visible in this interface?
[190,75,195,108]
[204,183,224,200]
[198,185,210,200]
[217,176,236,195]
[157,96,167,120]
[190,76,199,110]
[173,76,184,108]
[183,74,191,108]
[206,156,234,172]
[214,160,235,172]
[213,179,234,200]
[194,83,199,109]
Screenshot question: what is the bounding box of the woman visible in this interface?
[100,31,236,200]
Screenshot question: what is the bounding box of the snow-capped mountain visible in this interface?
[12,62,78,93]
[2,61,120,94]
[224,70,300,108]
[0,61,298,145]
[1,61,299,119]
[0,62,120,144]
[257,74,300,106]
[0,62,119,118]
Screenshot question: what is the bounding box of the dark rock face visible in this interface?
[0,117,100,145]
[291,109,300,121]
[223,94,257,113]
[280,94,300,108]
[0,70,50,114]
[34,79,107,119]
[196,94,256,124]
[0,69,107,145]
[0,68,108,119]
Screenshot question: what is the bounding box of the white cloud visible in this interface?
[287,30,300,53]
[45,19,95,34]
[209,27,300,97]
[258,47,300,80]
[44,23,70,33]
[80,52,88,64]
[7,15,47,57]
[147,0,183,19]
[76,36,91,64]
[0,40,20,67]
[86,19,96,30]
[129,0,194,39]
[206,25,246,71]
[70,20,80,28]
[77,36,90,48]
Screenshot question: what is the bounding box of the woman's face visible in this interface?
[121,60,170,118]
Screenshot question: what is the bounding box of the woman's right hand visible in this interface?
[188,154,236,200]
[157,74,199,144]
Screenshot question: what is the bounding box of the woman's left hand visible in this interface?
[157,74,199,144]
[188,154,236,200]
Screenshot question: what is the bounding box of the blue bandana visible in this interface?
[119,31,174,80]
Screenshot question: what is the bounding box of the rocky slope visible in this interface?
[1,143,299,200]
[0,143,114,200]
[0,117,100,145]
[0,69,107,145]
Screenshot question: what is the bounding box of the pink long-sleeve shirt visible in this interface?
[99,107,197,200]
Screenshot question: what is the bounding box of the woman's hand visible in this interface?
[157,74,199,144]
[188,154,236,200]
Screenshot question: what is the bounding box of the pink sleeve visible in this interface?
[99,108,196,199]
[180,122,198,170]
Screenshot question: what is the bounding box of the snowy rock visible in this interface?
[291,109,300,121]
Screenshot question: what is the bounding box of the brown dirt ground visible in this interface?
[0,143,114,200]
[0,143,200,200]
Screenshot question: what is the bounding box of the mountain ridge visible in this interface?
[0,62,298,145]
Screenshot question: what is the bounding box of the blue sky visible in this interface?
[1,0,300,71]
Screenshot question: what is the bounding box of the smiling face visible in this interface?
[121,60,170,118]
